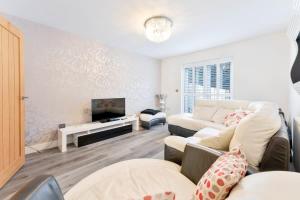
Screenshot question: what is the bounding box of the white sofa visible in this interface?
[166,99,287,169]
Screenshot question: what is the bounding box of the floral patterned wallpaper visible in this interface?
[8,16,161,146]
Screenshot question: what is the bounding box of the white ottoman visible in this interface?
[140,112,166,129]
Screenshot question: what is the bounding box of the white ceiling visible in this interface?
[0,0,293,59]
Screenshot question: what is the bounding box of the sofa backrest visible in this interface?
[193,100,250,122]
[194,99,250,110]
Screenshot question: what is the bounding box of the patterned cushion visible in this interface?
[224,110,251,127]
[131,192,176,200]
[193,147,248,200]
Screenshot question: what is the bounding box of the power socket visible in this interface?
[58,123,66,129]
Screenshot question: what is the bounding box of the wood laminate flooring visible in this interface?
[0,125,169,200]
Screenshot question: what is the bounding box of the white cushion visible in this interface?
[212,108,234,124]
[229,102,281,167]
[193,106,217,121]
[140,112,166,122]
[164,136,201,152]
[167,114,226,131]
[65,159,195,200]
[227,172,300,200]
[196,126,236,151]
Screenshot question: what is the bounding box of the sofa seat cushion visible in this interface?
[140,112,166,122]
[227,171,300,200]
[164,136,201,152]
[167,114,226,131]
[64,159,195,200]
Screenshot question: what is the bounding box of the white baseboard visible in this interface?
[25,136,74,154]
[25,140,58,154]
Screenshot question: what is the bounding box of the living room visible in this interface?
[0,0,299,200]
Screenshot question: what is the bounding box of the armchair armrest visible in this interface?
[10,175,64,200]
[180,144,222,184]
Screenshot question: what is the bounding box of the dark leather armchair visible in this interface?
[10,175,64,200]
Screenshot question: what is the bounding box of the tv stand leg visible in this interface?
[132,118,140,131]
[58,130,67,152]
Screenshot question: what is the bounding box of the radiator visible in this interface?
[294,117,300,172]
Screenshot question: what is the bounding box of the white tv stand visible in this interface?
[58,115,139,152]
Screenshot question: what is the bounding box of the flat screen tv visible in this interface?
[92,98,125,122]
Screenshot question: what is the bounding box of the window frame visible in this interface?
[181,57,234,113]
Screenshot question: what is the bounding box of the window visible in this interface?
[182,59,232,113]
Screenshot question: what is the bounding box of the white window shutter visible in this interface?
[182,60,232,113]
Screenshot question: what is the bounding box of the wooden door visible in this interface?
[0,16,24,188]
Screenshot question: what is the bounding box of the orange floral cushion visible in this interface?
[194,147,248,200]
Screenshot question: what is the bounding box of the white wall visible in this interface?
[161,32,290,115]
[289,39,300,119]
[5,15,161,146]
[287,3,300,120]
[287,1,300,172]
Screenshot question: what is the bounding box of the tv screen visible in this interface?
[92,98,125,122]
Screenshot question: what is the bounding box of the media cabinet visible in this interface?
[58,115,139,152]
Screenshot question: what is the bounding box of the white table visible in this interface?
[58,116,139,152]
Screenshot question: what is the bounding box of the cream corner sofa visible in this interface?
[165,100,290,171]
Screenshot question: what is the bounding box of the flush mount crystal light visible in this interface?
[144,16,173,43]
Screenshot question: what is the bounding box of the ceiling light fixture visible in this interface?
[144,16,173,43]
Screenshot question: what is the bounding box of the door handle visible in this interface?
[21,96,29,100]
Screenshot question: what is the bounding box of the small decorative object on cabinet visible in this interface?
[156,94,167,112]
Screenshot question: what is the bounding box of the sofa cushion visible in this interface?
[196,126,236,151]
[194,147,247,200]
[224,110,252,127]
[229,102,281,167]
[65,159,195,200]
[193,106,218,121]
[212,108,234,124]
[194,127,221,138]
[227,172,300,200]
[167,114,226,131]
[164,136,201,152]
